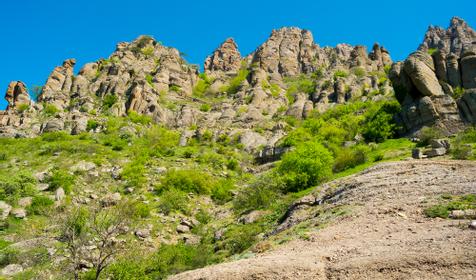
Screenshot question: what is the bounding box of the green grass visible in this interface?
[425,194,476,218]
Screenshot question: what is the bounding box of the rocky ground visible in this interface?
[170,160,476,280]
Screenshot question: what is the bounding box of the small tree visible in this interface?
[61,202,134,280]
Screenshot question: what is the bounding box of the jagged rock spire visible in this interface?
[204,38,242,74]
[419,16,476,56]
[251,27,317,77]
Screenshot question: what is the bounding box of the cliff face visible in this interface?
[390,17,476,135]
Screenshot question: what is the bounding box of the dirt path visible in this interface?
[170,160,476,280]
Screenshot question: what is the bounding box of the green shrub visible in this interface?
[226,158,240,171]
[211,180,234,205]
[285,75,316,99]
[199,104,211,112]
[192,73,213,97]
[146,243,215,279]
[141,46,155,58]
[451,141,472,160]
[333,146,368,173]
[233,173,282,213]
[362,101,400,143]
[169,85,181,92]
[460,127,476,143]
[106,256,149,280]
[128,111,152,125]
[222,224,262,255]
[159,169,216,195]
[43,104,59,116]
[417,126,443,147]
[158,188,189,215]
[0,152,6,161]
[352,67,366,78]
[48,169,75,194]
[427,48,438,55]
[0,173,37,203]
[103,94,118,109]
[334,70,349,78]
[0,247,19,267]
[86,120,99,131]
[145,74,154,87]
[17,103,30,113]
[220,68,249,95]
[27,196,54,215]
[133,202,151,218]
[278,141,334,192]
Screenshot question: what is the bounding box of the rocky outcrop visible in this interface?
[5,81,31,111]
[204,38,242,75]
[1,25,393,150]
[38,59,76,110]
[391,17,476,134]
[251,27,317,79]
[419,17,476,56]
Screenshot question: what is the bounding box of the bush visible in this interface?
[27,196,54,215]
[451,141,472,159]
[0,153,7,161]
[169,85,181,92]
[86,120,99,131]
[128,111,152,125]
[106,256,149,280]
[133,202,151,218]
[17,103,30,113]
[221,68,249,95]
[417,126,443,147]
[352,67,366,78]
[211,180,234,205]
[334,70,348,78]
[159,169,216,195]
[0,173,36,203]
[158,188,189,215]
[333,146,368,173]
[103,94,118,109]
[0,247,19,267]
[146,243,214,279]
[362,101,400,143]
[199,104,211,112]
[43,104,60,116]
[192,73,212,97]
[221,224,262,255]
[278,141,334,192]
[233,173,282,213]
[48,169,75,194]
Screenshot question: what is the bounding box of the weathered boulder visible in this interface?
[0,201,12,220]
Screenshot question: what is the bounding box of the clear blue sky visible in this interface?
[1,0,475,109]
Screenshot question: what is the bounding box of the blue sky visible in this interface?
[1,0,475,109]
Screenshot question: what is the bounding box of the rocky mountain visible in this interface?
[0,26,394,153]
[390,17,476,135]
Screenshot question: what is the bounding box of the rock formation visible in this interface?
[391,17,476,135]
[204,38,242,75]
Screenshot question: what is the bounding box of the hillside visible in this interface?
[171,160,476,280]
[0,16,475,280]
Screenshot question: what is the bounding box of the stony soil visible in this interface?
[170,160,476,280]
